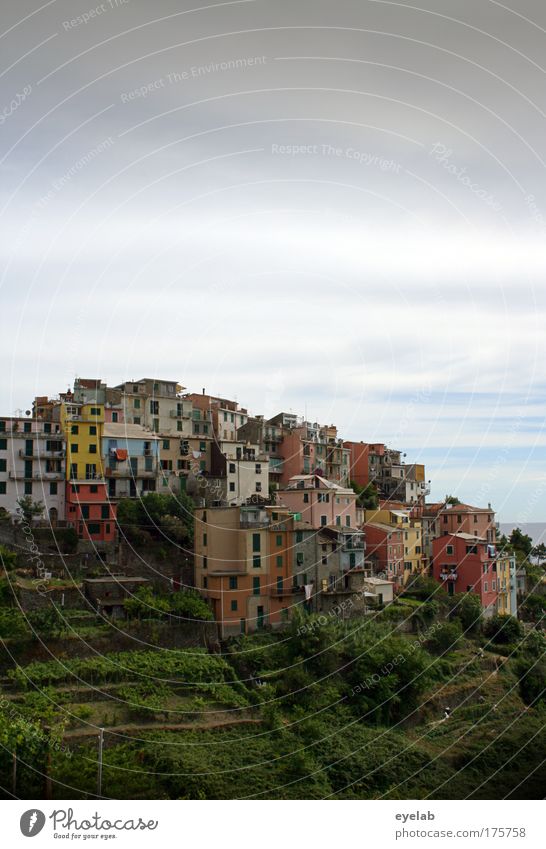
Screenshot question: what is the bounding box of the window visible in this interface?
[71,423,79,434]
[0,422,5,432]
[253,555,261,569]
[255,482,262,492]
[447,544,454,555]
[492,580,496,590]
[70,443,79,454]
[23,422,31,433]
[276,555,283,567]
[133,416,141,425]
[255,463,261,474]
[345,515,350,526]
[203,533,207,546]
[457,514,462,524]
[229,576,238,589]
[87,523,101,534]
[321,515,327,526]
[230,600,238,611]
[276,534,282,546]
[49,482,57,495]
[296,530,303,543]
[252,533,261,552]
[203,556,207,569]
[0,460,5,472]
[0,439,6,450]
[89,444,97,454]
[177,421,182,431]
[90,485,98,493]
[229,463,236,473]
[133,398,141,409]
[336,515,341,526]
[484,581,488,592]
[229,482,235,492]
[443,515,448,524]
[163,439,170,450]
[111,412,118,423]
[253,577,260,595]
[101,506,109,519]
[296,552,304,565]
[303,493,309,503]
[199,441,206,452]
[0,482,6,494]
[474,514,478,523]
[150,401,159,415]
[277,577,283,594]
[90,408,101,417]
[89,426,97,435]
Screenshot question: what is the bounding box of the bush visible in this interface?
[483,614,522,645]
[426,620,462,654]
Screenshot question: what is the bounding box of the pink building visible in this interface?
[432,532,499,614]
[364,523,404,587]
[277,474,357,529]
[438,503,496,543]
[343,441,370,488]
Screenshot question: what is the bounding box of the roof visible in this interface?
[442,503,492,513]
[438,532,488,542]
[284,474,353,493]
[324,525,363,534]
[364,521,401,533]
[363,576,394,586]
[103,422,160,440]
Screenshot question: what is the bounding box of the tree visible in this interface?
[445,495,461,505]
[0,545,17,571]
[117,492,194,545]
[531,542,546,563]
[509,528,533,558]
[455,592,483,634]
[350,480,379,510]
[16,496,44,524]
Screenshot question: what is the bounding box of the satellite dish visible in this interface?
[25,410,31,416]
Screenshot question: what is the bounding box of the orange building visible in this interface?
[194,504,308,636]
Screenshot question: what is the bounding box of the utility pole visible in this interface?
[97,728,104,797]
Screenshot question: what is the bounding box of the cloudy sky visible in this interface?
[1,0,545,521]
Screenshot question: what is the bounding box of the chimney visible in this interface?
[202,388,205,395]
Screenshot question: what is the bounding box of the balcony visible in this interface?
[270,586,305,598]
[440,572,458,581]
[19,449,65,459]
[9,470,64,481]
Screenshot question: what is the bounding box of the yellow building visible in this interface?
[364,508,424,582]
[60,400,104,482]
[496,554,517,617]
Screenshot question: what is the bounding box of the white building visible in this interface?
[0,417,65,523]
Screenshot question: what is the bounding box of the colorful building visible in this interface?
[432,533,500,616]
[277,474,357,529]
[60,395,115,542]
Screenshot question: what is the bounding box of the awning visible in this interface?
[115,449,128,461]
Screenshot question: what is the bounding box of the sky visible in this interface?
[0,0,545,522]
